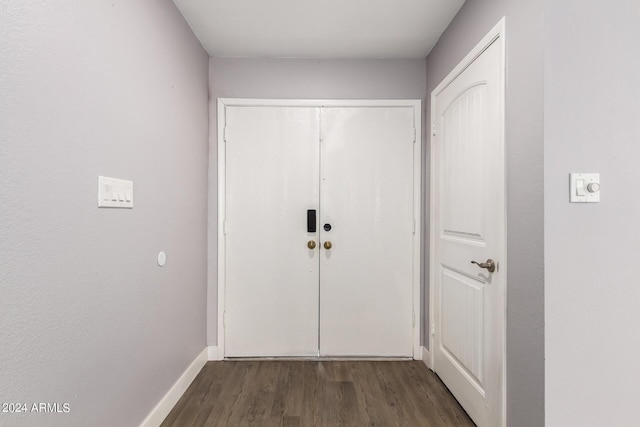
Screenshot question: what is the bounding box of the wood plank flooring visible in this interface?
[161,361,474,427]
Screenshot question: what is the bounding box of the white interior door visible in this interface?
[319,107,415,357]
[224,106,320,357]
[431,21,505,427]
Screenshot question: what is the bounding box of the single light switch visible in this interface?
[576,179,586,196]
[570,173,600,203]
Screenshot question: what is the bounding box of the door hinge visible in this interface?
[223,126,228,142]
[223,219,227,235]
[431,125,437,136]
[223,311,227,326]
[412,311,415,327]
[431,320,435,336]
[412,219,416,235]
[413,128,416,143]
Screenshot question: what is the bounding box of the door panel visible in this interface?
[441,84,486,242]
[441,267,484,387]
[432,33,504,427]
[224,106,320,357]
[319,107,415,357]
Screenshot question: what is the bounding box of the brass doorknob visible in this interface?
[323,241,332,250]
[307,240,316,250]
[471,259,496,273]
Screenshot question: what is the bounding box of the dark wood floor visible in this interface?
[161,360,474,427]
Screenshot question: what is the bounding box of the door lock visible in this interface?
[307,210,317,232]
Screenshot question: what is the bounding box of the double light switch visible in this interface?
[98,176,133,208]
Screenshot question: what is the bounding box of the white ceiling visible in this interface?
[173,0,465,58]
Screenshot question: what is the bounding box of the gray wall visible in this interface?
[0,1,209,426]
[544,1,640,425]
[207,58,427,345]
[425,0,545,425]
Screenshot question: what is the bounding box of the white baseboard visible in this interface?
[207,346,222,361]
[139,348,208,427]
[420,345,432,370]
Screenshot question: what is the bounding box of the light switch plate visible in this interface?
[570,173,600,203]
[98,176,133,208]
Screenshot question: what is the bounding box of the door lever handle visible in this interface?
[471,259,496,273]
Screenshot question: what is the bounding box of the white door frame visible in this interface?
[217,98,422,359]
[429,17,507,425]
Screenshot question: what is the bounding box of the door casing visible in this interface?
[216,98,422,359]
[429,17,507,426]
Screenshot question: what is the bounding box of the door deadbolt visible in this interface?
[323,241,332,250]
[323,223,332,231]
[307,240,316,250]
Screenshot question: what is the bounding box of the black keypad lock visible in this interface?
[307,210,317,233]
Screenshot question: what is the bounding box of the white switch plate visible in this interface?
[98,176,133,208]
[570,173,600,203]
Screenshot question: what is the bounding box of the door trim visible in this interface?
[429,17,506,426]
[217,98,422,360]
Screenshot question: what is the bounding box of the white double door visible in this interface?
[223,103,417,358]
